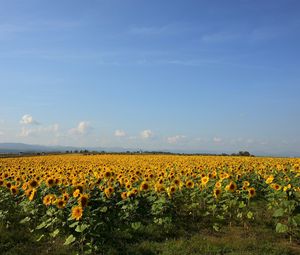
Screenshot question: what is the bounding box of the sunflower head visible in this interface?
[10,186,18,195]
[140,181,150,191]
[248,187,256,198]
[71,206,83,221]
[56,198,66,209]
[213,188,222,198]
[79,194,89,207]
[186,180,194,189]
[29,179,39,189]
[46,177,55,187]
[226,181,237,192]
[104,187,114,198]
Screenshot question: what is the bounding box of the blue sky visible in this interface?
[0,0,300,155]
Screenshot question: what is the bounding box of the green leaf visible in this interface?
[36,221,47,230]
[276,223,289,233]
[293,214,300,225]
[75,224,89,233]
[36,234,44,242]
[239,201,246,209]
[216,215,224,220]
[50,229,60,238]
[247,211,254,219]
[131,222,141,230]
[69,221,79,228]
[213,224,220,232]
[273,208,285,218]
[64,234,76,245]
[19,216,31,224]
[100,206,108,213]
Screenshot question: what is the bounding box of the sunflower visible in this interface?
[56,198,66,209]
[29,179,39,189]
[43,194,54,206]
[266,175,274,184]
[104,187,114,198]
[127,190,135,198]
[243,181,250,187]
[201,176,209,186]
[155,183,165,193]
[213,188,222,198]
[63,192,70,202]
[167,185,176,198]
[10,185,18,195]
[270,183,281,191]
[248,187,256,198]
[215,181,222,189]
[79,194,89,207]
[73,188,81,198]
[28,188,37,201]
[226,181,237,192]
[121,191,128,200]
[5,182,12,189]
[46,177,55,187]
[140,181,150,191]
[71,206,83,221]
[186,180,194,189]
[173,178,181,186]
[283,184,292,192]
[104,170,112,179]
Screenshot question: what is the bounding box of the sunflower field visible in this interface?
[0,154,300,254]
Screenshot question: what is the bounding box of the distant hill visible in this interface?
[0,143,78,153]
[0,143,134,154]
[0,143,299,157]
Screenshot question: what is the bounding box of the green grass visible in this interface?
[125,226,300,255]
[1,223,299,255]
[0,224,75,255]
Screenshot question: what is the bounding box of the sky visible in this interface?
[0,0,300,155]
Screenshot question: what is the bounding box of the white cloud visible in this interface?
[114,129,126,137]
[0,131,4,136]
[140,129,153,139]
[19,127,32,137]
[167,135,186,144]
[69,121,90,135]
[213,137,222,143]
[18,123,60,137]
[20,114,39,125]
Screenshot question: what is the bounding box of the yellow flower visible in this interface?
[201,176,209,186]
[10,185,18,195]
[226,181,237,192]
[104,187,114,198]
[140,181,150,191]
[266,175,274,184]
[73,189,81,198]
[167,185,176,198]
[213,188,222,198]
[71,206,83,221]
[186,180,194,189]
[215,181,222,189]
[270,183,281,191]
[121,191,128,200]
[79,194,89,207]
[46,177,55,187]
[29,179,39,189]
[56,198,66,209]
[248,187,256,198]
[155,183,165,193]
[28,188,37,201]
[43,194,54,206]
